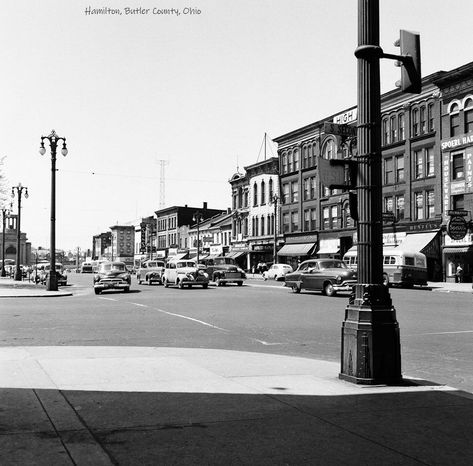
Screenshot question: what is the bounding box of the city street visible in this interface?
[2,273,472,393]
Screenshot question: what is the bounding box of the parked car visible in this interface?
[93,261,131,294]
[284,259,357,296]
[200,256,246,286]
[37,263,68,286]
[263,263,293,281]
[162,260,209,289]
[137,260,166,285]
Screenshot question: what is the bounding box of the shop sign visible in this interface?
[383,232,406,246]
[447,216,468,240]
[445,233,473,246]
[466,149,473,192]
[443,155,450,220]
[210,245,223,255]
[450,180,465,195]
[441,133,473,151]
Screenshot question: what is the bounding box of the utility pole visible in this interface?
[157,159,169,209]
[339,0,401,385]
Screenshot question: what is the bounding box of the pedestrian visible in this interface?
[455,264,464,283]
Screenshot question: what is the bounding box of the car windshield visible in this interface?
[102,263,126,272]
[177,261,196,268]
[318,260,347,270]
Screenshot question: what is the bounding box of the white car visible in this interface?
[263,264,294,281]
[162,260,209,289]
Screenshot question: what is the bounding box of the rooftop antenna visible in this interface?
[157,159,169,209]
[256,132,269,162]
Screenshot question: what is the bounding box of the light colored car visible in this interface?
[263,264,293,281]
[137,260,166,285]
[37,263,68,286]
[162,260,209,289]
[93,261,131,294]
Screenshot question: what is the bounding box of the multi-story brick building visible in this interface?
[273,60,473,281]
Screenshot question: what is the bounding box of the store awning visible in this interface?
[317,239,340,255]
[277,243,316,257]
[168,253,188,261]
[397,231,439,255]
[229,251,247,259]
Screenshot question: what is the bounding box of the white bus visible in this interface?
[343,246,428,287]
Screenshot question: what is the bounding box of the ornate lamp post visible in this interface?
[39,130,68,291]
[11,184,28,281]
[193,211,203,263]
[269,193,279,265]
[1,204,12,277]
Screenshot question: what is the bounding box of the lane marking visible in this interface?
[154,308,229,332]
[406,330,473,336]
[129,302,148,307]
[252,339,285,346]
[98,297,117,301]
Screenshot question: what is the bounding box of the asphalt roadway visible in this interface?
[1,277,473,465]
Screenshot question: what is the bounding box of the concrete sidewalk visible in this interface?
[1,346,472,465]
[0,277,72,297]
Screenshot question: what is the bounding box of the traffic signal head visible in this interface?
[395,29,421,94]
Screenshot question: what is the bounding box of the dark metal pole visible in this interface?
[273,195,278,264]
[196,219,200,264]
[1,209,8,277]
[340,0,401,384]
[49,144,58,291]
[14,193,22,281]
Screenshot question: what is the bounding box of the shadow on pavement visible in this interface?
[2,387,473,465]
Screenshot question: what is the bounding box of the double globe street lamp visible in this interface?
[11,184,28,281]
[39,130,68,291]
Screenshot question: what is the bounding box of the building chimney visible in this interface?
[203,202,208,210]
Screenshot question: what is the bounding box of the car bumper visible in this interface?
[94,281,129,290]
[333,282,356,292]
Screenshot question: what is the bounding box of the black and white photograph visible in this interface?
[1,0,473,464]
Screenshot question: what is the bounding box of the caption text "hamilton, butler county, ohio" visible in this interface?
[84,7,202,16]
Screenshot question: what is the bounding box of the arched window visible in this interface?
[6,246,16,254]
[450,102,460,137]
[293,149,299,171]
[412,108,419,136]
[427,102,435,132]
[261,180,266,205]
[390,115,397,142]
[269,178,274,200]
[464,98,473,134]
[288,151,293,172]
[238,187,243,208]
[420,105,426,134]
[382,118,389,145]
[253,183,258,206]
[282,152,288,174]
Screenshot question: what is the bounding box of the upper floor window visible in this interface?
[420,106,426,134]
[282,183,290,204]
[426,147,435,177]
[268,178,274,200]
[383,118,390,145]
[288,151,293,172]
[390,115,397,142]
[465,98,473,133]
[291,182,299,203]
[398,113,405,140]
[323,138,336,160]
[291,211,299,232]
[396,195,405,220]
[253,183,258,206]
[261,180,266,205]
[282,153,288,174]
[385,157,394,184]
[293,149,299,171]
[412,108,420,137]
[452,153,464,180]
[427,103,435,132]
[450,103,460,137]
[452,194,464,210]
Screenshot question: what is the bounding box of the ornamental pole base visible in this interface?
[340,284,402,385]
[46,274,58,292]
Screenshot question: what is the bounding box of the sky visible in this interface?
[1,0,473,253]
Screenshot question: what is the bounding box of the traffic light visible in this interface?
[348,191,358,222]
[395,29,421,94]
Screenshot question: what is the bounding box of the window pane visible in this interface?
[452,153,464,180]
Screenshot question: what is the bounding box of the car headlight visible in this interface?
[335,275,343,284]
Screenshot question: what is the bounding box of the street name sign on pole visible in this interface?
[324,122,357,138]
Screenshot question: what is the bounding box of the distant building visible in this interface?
[1,213,31,266]
[109,225,134,264]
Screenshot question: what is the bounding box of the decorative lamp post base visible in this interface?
[46,273,58,292]
[340,284,402,385]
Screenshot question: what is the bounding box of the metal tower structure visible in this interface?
[157,159,169,209]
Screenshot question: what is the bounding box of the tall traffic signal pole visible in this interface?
[339,0,401,384]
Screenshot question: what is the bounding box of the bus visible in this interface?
[343,246,428,288]
[80,262,94,273]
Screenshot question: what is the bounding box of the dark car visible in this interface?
[93,261,131,294]
[37,263,68,286]
[137,260,165,285]
[284,259,357,296]
[200,256,246,286]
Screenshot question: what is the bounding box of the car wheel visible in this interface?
[138,276,142,285]
[382,273,390,287]
[237,281,243,286]
[163,278,169,288]
[291,283,301,294]
[94,289,101,295]
[203,283,208,289]
[324,282,336,297]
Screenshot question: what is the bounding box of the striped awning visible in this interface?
[277,243,316,257]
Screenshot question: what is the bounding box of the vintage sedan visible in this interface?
[162,260,209,289]
[263,263,293,281]
[284,259,357,296]
[93,261,131,294]
[37,263,68,286]
[200,256,246,286]
[137,260,166,285]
